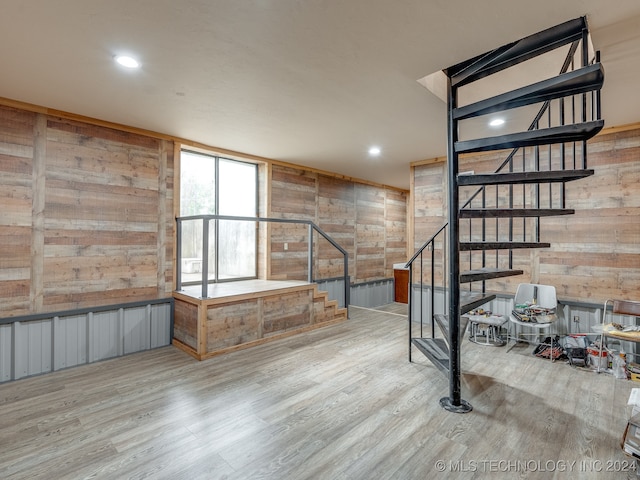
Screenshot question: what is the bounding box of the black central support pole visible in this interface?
[441,74,472,414]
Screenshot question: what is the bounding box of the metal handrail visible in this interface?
[175,214,349,309]
[406,39,598,359]
[460,39,582,211]
[406,222,448,361]
[405,222,448,269]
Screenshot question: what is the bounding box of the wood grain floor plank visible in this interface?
[0,304,637,479]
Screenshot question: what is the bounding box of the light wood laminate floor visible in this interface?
[0,304,637,479]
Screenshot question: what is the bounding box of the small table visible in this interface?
[467,314,508,347]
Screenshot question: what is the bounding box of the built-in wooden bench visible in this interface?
[172,280,348,360]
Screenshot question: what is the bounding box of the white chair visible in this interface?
[507,283,559,356]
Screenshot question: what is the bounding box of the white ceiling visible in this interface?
[1,1,639,189]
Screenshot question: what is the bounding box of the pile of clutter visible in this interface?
[539,334,639,380]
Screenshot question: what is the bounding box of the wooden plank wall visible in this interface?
[0,107,34,316]
[410,125,640,303]
[410,159,447,286]
[0,105,175,318]
[270,164,408,284]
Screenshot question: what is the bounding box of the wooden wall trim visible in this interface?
[407,165,415,259]
[0,96,407,193]
[157,140,168,296]
[30,113,47,311]
[410,156,447,167]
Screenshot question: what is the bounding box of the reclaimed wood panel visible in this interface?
[411,124,640,302]
[0,106,35,317]
[263,290,311,335]
[269,164,407,284]
[534,128,640,300]
[173,298,198,349]
[269,222,310,281]
[410,161,447,285]
[385,189,407,277]
[355,184,385,282]
[174,282,347,359]
[207,299,260,351]
[159,140,175,297]
[270,165,317,219]
[42,117,167,311]
[317,175,355,280]
[412,160,446,250]
[0,104,175,318]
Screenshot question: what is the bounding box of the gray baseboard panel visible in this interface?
[0,299,173,383]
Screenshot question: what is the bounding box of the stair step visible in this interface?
[460,208,575,218]
[461,241,551,251]
[454,63,604,120]
[458,169,594,186]
[434,314,469,346]
[460,292,496,314]
[455,120,604,154]
[447,17,587,87]
[460,268,524,283]
[412,338,449,374]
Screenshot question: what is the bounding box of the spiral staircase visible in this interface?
[407,17,604,412]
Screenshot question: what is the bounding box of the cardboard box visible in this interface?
[622,414,640,458]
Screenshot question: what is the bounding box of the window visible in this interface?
[180,150,257,284]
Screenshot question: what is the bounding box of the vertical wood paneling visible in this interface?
[31,114,46,312]
[160,140,175,296]
[158,140,169,297]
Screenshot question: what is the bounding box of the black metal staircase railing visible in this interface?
[407,16,604,413]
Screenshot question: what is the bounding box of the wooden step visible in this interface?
[460,268,524,283]
[460,292,496,314]
[411,338,449,374]
[455,120,604,154]
[460,208,575,219]
[458,169,594,186]
[446,17,587,87]
[434,314,469,346]
[453,63,604,120]
[461,241,551,251]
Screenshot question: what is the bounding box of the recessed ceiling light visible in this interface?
[368,146,381,156]
[489,118,505,127]
[115,55,140,69]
